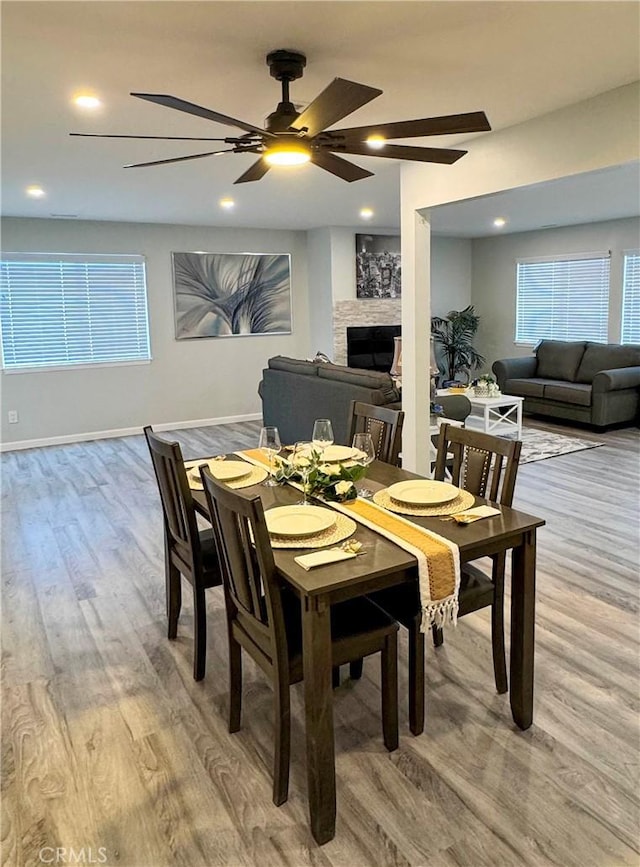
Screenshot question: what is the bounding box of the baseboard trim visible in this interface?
[0,413,263,452]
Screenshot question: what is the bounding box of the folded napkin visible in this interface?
[451,505,501,524]
[294,549,357,571]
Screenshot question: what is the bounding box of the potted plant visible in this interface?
[431,305,485,385]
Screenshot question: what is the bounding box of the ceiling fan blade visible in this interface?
[70,132,250,142]
[328,110,491,142]
[124,149,234,168]
[311,151,373,183]
[333,142,467,165]
[131,93,274,138]
[291,78,382,138]
[233,159,271,184]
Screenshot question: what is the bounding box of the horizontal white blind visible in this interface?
[0,254,151,370]
[621,252,640,345]
[515,254,610,344]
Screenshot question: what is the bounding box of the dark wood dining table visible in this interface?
[192,457,545,845]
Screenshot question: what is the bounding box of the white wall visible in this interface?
[430,237,472,316]
[1,217,310,446]
[471,217,640,369]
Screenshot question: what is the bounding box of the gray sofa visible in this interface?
[259,356,401,445]
[492,340,640,428]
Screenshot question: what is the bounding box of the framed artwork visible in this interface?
[172,251,292,339]
[355,234,401,299]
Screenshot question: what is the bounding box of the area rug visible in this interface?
[512,427,604,464]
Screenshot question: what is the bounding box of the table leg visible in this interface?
[510,529,536,730]
[516,401,523,438]
[302,595,336,844]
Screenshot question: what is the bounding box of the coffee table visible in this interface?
[466,393,524,437]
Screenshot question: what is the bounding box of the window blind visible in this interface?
[0,253,151,370]
[515,253,610,345]
[621,251,640,345]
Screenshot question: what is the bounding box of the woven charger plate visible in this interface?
[373,487,475,516]
[185,461,268,490]
[269,512,357,549]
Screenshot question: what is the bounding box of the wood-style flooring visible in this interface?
[2,417,639,866]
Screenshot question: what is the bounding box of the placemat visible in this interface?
[184,460,268,490]
[372,487,475,517]
[269,512,357,549]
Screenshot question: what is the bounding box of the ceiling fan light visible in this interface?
[366,135,386,149]
[264,140,311,166]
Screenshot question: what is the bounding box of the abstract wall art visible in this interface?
[172,251,292,339]
[355,234,401,299]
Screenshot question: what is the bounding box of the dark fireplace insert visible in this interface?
[346,325,401,372]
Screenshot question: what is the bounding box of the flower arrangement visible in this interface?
[274,449,366,502]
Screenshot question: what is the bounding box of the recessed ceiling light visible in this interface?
[366,135,386,150]
[73,94,101,109]
[359,207,374,220]
[26,185,45,198]
[219,197,235,209]
[493,217,507,228]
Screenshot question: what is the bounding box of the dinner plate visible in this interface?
[386,480,460,506]
[318,445,358,462]
[187,460,252,483]
[265,505,336,538]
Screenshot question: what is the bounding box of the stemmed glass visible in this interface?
[258,426,281,487]
[352,432,376,498]
[311,418,334,459]
[293,441,313,505]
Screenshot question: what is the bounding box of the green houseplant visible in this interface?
[431,305,485,385]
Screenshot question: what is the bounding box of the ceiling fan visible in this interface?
[71,49,491,184]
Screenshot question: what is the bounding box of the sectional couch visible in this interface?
[492,340,640,427]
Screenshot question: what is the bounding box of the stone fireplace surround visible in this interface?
[332,299,401,366]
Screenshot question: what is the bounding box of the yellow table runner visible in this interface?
[236,449,460,629]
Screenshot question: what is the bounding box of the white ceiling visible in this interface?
[2,1,639,232]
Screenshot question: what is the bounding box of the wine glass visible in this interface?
[352,432,376,498]
[293,441,313,505]
[311,418,334,458]
[258,426,281,487]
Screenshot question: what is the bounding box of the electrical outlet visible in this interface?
[8,410,18,424]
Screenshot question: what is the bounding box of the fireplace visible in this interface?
[346,325,401,372]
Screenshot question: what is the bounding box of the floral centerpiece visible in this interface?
[471,374,500,397]
[274,448,366,502]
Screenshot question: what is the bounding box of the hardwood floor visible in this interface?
[2,417,639,866]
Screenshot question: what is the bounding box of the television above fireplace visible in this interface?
[347,325,401,372]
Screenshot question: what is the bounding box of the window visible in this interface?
[0,253,151,371]
[515,252,610,345]
[621,251,640,345]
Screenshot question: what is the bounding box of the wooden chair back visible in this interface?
[144,426,202,575]
[434,423,522,506]
[200,468,290,675]
[347,401,405,466]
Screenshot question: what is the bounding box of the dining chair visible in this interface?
[144,426,222,681]
[200,466,399,806]
[371,423,522,735]
[347,400,405,466]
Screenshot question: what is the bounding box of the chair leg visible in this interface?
[228,634,242,733]
[380,633,399,752]
[491,554,508,695]
[332,666,341,688]
[409,623,426,736]
[272,671,291,806]
[193,585,207,681]
[165,540,181,640]
[349,659,364,680]
[432,624,444,647]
